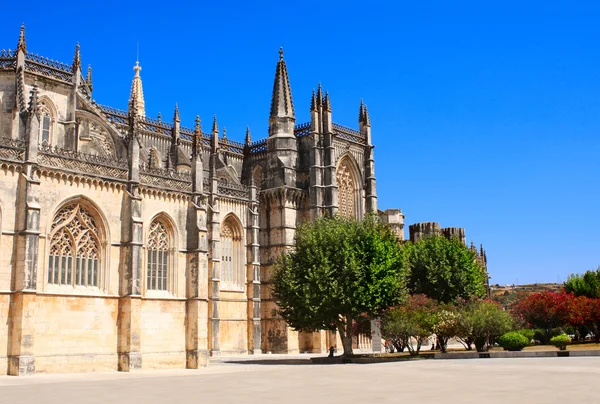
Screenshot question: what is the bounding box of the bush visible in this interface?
[517,329,535,342]
[550,334,571,350]
[534,328,562,344]
[499,332,530,351]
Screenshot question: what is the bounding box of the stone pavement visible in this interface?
[1,357,598,403]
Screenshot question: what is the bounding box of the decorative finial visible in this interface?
[363,103,371,127]
[174,103,180,122]
[72,43,81,73]
[17,23,26,53]
[86,64,93,90]
[222,127,228,142]
[195,115,202,132]
[157,112,162,123]
[310,90,317,112]
[245,126,251,145]
[212,115,218,134]
[359,99,364,122]
[323,91,331,112]
[279,47,284,60]
[316,83,323,108]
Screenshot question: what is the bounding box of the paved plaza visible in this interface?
[1,357,598,403]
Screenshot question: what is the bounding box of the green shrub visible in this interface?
[534,328,562,344]
[517,329,535,342]
[550,334,571,351]
[499,332,530,351]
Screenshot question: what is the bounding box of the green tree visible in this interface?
[432,305,463,353]
[271,215,407,356]
[564,267,600,298]
[462,300,514,352]
[403,235,487,303]
[381,294,438,355]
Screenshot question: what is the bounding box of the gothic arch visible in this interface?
[220,213,245,291]
[37,96,57,145]
[148,147,162,169]
[336,154,363,219]
[252,165,263,189]
[45,196,109,290]
[145,212,178,293]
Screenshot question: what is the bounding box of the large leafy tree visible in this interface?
[564,267,600,298]
[272,215,407,356]
[512,291,568,342]
[461,299,514,352]
[403,235,487,303]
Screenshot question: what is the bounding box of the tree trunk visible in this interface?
[336,318,354,357]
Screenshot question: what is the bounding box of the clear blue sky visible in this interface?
[3,1,599,285]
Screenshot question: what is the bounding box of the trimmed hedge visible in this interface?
[499,332,530,351]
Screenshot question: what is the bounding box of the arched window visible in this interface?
[39,103,52,144]
[220,216,244,290]
[147,219,170,291]
[48,203,101,287]
[252,166,263,189]
[337,157,359,219]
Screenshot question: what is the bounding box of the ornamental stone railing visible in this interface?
[0,136,25,162]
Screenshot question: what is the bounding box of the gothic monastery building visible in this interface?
[0,25,484,375]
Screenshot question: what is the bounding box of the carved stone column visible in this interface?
[8,91,41,376]
[247,184,261,354]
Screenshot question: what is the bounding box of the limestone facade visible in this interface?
[0,27,400,375]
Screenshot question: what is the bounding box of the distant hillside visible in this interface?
[490,283,563,309]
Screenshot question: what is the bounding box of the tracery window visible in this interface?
[39,104,52,144]
[337,158,358,219]
[48,203,101,287]
[147,220,169,291]
[221,217,244,290]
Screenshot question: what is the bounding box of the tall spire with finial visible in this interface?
[86,65,93,91]
[323,91,331,112]
[17,23,27,53]
[316,83,323,109]
[363,103,371,127]
[192,115,202,158]
[358,99,365,123]
[173,103,180,123]
[245,126,251,145]
[269,47,295,121]
[310,90,317,112]
[211,115,219,151]
[72,43,81,73]
[128,60,146,117]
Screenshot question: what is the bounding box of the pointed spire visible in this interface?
[72,43,81,73]
[212,115,218,134]
[323,91,331,112]
[211,115,219,151]
[17,23,26,53]
[195,115,202,133]
[363,103,371,127]
[245,126,251,145]
[128,60,145,117]
[359,99,365,122]
[316,83,323,109]
[269,47,295,120]
[173,103,180,122]
[192,115,202,158]
[310,90,317,112]
[86,64,93,90]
